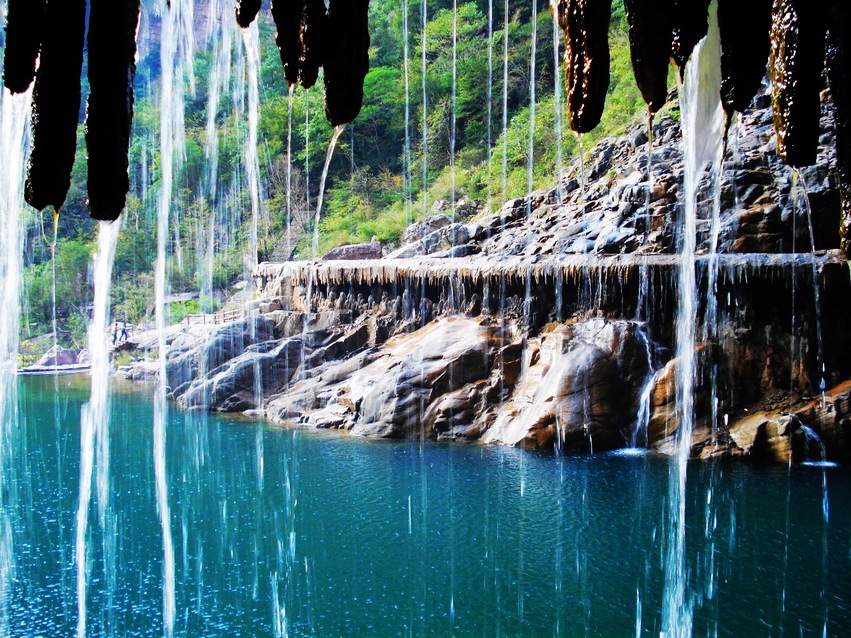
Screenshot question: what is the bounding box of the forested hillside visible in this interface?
[8,0,651,344]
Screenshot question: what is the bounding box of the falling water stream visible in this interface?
[523,0,538,325]
[75,221,120,638]
[551,1,564,204]
[154,0,196,632]
[0,85,31,636]
[663,4,725,636]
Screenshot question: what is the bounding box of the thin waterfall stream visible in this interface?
[75,220,120,638]
[0,85,31,637]
[664,3,725,635]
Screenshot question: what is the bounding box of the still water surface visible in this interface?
[6,375,851,636]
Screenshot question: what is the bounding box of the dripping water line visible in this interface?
[796,171,826,401]
[524,0,538,326]
[637,111,655,319]
[286,85,294,259]
[75,220,120,638]
[303,125,347,364]
[450,0,458,218]
[501,0,509,202]
[421,0,428,219]
[486,0,494,207]
[552,2,564,204]
[403,0,412,226]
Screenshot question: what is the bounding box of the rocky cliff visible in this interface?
[122,98,851,464]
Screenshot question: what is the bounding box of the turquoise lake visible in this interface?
[4,375,851,636]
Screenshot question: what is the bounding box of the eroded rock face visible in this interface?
[271,317,512,438]
[726,382,851,462]
[177,338,302,412]
[484,319,653,451]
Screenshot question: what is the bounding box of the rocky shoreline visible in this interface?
[119,98,851,464]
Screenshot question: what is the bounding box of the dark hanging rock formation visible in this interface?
[2,0,46,94]
[84,0,142,221]
[25,0,87,213]
[623,0,673,116]
[236,0,263,29]
[323,0,370,126]
[671,0,711,75]
[271,0,303,86]
[558,0,613,134]
[270,0,326,90]
[769,0,828,168]
[826,1,851,258]
[718,0,772,116]
[300,0,327,90]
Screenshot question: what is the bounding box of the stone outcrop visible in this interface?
[484,319,653,450]
[322,240,382,261]
[120,94,851,464]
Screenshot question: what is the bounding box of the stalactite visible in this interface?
[671,0,711,76]
[323,0,370,126]
[827,1,851,258]
[271,0,303,86]
[558,0,612,134]
[85,0,142,221]
[236,0,263,28]
[298,0,326,89]
[25,0,87,213]
[769,0,828,168]
[2,0,46,94]
[718,0,772,116]
[623,0,673,115]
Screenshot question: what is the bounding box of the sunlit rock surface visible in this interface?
[120,98,851,463]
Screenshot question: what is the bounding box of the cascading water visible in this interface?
[450,0,458,218]
[402,0,412,225]
[629,329,656,450]
[421,0,429,220]
[501,0,509,202]
[75,220,120,638]
[663,3,725,636]
[523,0,538,325]
[154,0,195,632]
[0,84,31,637]
[551,1,564,204]
[792,171,827,399]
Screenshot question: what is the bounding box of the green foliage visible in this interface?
[23,238,93,342]
[169,299,200,324]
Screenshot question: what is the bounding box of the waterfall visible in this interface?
[0,85,31,637]
[793,171,826,399]
[286,85,295,260]
[501,0,509,203]
[420,0,429,218]
[630,329,656,450]
[551,1,564,204]
[403,0,412,225]
[75,220,120,638]
[155,0,195,632]
[450,0,458,217]
[662,3,725,637]
[241,21,265,427]
[486,0,494,206]
[524,0,538,325]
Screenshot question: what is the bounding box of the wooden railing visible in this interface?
[182,309,244,326]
